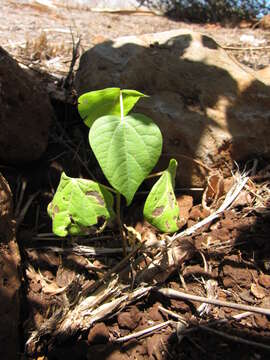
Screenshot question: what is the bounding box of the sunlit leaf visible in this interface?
[143,159,180,233]
[78,88,147,128]
[47,173,115,237]
[121,89,148,115]
[89,113,162,205]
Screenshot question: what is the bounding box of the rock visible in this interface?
[0,173,21,360]
[0,47,53,163]
[88,322,110,344]
[148,302,164,322]
[75,30,270,187]
[177,195,193,227]
[189,204,209,221]
[222,261,253,289]
[256,14,270,29]
[250,283,266,299]
[117,306,141,330]
[117,312,135,329]
[255,66,270,86]
[258,273,270,289]
[254,314,269,330]
[48,0,163,14]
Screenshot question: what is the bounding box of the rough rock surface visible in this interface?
[0,173,21,359]
[256,65,270,85]
[0,46,53,164]
[25,0,163,13]
[257,14,270,29]
[75,30,270,187]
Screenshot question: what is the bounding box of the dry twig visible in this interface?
[171,172,249,240]
[157,288,270,316]
[27,244,131,256]
[63,29,81,89]
[114,320,173,343]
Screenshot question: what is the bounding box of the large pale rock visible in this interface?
[75,30,270,187]
[257,14,270,29]
[0,47,53,164]
[18,0,161,12]
[255,66,270,86]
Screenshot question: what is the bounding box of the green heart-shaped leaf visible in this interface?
[121,89,148,114]
[143,159,180,233]
[47,173,115,237]
[89,113,162,205]
[78,88,147,128]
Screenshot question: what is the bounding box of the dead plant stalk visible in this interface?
[157,288,270,316]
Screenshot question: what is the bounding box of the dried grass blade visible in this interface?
[171,172,249,240]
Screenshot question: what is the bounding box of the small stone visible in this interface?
[88,323,109,344]
[177,195,193,227]
[117,307,140,330]
[222,276,235,289]
[250,283,266,299]
[258,274,270,289]
[120,307,140,330]
[254,315,269,330]
[189,205,203,221]
[222,264,252,289]
[148,302,164,322]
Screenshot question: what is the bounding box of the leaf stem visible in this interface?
[116,191,127,257]
[146,171,164,179]
[101,184,117,194]
[120,90,124,122]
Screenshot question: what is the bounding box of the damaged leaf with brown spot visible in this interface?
[143,159,180,233]
[47,173,115,237]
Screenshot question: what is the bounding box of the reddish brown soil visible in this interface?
[3,124,270,359]
[23,199,270,360]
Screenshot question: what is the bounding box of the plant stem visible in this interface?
[146,171,164,179]
[101,184,117,194]
[120,91,124,122]
[116,191,127,257]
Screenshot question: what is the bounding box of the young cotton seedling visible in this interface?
[48,88,181,254]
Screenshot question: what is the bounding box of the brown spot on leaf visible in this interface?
[168,192,175,208]
[53,205,59,213]
[152,206,164,217]
[86,191,105,206]
[51,205,59,218]
[165,220,171,231]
